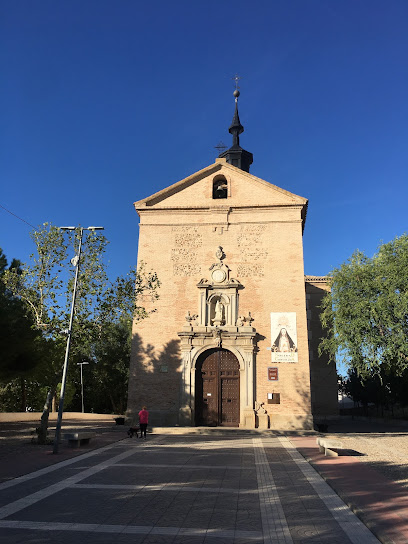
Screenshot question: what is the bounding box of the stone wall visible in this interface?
[305,277,338,418]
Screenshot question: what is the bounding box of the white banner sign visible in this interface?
[270,312,298,362]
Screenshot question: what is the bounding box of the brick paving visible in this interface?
[314,418,408,490]
[0,422,387,544]
[292,435,408,544]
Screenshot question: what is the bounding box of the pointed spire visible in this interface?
[229,91,244,147]
[218,83,253,172]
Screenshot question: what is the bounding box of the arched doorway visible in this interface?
[195,349,240,427]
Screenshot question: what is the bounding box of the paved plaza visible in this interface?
[0,432,381,544]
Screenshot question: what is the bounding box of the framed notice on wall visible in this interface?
[270,312,298,362]
[268,367,278,381]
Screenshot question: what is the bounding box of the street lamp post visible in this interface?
[77,362,90,413]
[53,226,104,454]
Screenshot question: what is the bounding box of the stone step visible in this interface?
[150,426,266,436]
[148,426,317,436]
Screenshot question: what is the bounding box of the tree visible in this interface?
[0,249,47,410]
[83,317,132,414]
[320,234,408,378]
[1,227,106,441]
[343,363,408,418]
[1,224,160,441]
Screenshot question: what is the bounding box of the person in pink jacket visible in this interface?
[138,406,149,440]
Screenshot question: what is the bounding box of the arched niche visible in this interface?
[207,293,230,326]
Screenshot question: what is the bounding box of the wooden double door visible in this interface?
[195,349,240,427]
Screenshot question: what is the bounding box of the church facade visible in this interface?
[126,94,337,430]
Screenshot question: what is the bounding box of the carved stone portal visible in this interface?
[177,249,257,428]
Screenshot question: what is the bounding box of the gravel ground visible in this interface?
[323,418,408,489]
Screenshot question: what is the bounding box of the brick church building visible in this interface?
[126,90,337,430]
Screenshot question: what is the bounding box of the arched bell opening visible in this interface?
[212,176,228,199]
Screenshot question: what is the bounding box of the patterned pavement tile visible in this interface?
[0,433,383,544]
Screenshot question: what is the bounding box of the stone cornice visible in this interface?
[136,203,306,214]
[304,275,329,283]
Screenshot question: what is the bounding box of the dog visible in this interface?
[127,426,140,438]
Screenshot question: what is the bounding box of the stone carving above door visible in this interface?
[180,247,255,334]
[196,248,244,330]
[209,246,229,284]
[177,247,257,428]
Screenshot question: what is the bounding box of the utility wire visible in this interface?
[0,203,37,230]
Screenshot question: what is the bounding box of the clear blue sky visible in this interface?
[1,0,407,280]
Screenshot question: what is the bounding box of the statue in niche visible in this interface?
[212,299,225,326]
[215,300,223,321]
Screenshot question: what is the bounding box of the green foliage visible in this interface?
[2,224,160,348]
[0,379,48,412]
[0,248,45,382]
[98,262,160,326]
[0,380,22,412]
[320,234,408,378]
[344,364,408,413]
[84,318,132,414]
[1,224,109,338]
[2,226,67,330]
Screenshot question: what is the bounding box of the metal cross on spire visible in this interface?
[215,141,227,155]
[232,74,241,102]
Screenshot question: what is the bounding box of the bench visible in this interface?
[316,437,344,457]
[63,432,96,448]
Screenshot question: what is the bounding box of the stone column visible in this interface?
[198,290,207,326]
[179,336,193,426]
[240,346,256,429]
[230,291,239,327]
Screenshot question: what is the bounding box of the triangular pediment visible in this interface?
[134,159,308,211]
